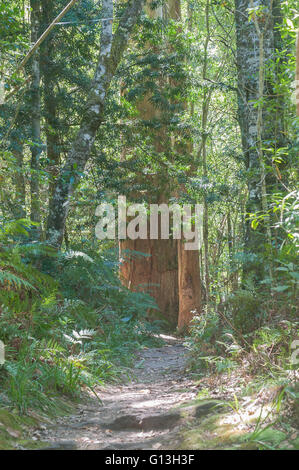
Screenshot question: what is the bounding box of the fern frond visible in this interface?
[62,251,94,263]
[0,269,36,290]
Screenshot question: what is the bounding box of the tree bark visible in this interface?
[119,1,180,328]
[8,127,26,220]
[176,0,201,330]
[13,144,26,219]
[46,0,145,246]
[296,29,299,116]
[119,0,202,329]
[177,242,201,330]
[120,237,179,328]
[199,0,212,303]
[235,0,276,281]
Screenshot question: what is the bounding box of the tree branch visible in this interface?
[16,0,79,74]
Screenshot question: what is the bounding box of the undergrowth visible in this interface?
[0,220,163,415]
[186,293,299,449]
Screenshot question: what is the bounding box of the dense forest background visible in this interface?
[0,0,298,450]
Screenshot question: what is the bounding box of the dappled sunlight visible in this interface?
[0,0,297,453]
[131,396,180,409]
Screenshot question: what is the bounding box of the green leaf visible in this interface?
[273,285,289,292]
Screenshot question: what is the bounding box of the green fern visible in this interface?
[0,269,36,290]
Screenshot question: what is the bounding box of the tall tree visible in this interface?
[235,0,282,281]
[119,0,202,329]
[175,0,201,329]
[119,1,179,328]
[296,29,299,116]
[41,0,61,202]
[29,0,41,228]
[47,0,145,246]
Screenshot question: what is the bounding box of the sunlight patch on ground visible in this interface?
[218,401,274,430]
[131,397,178,409]
[153,334,180,342]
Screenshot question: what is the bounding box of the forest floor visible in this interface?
[29,335,199,449]
[8,335,296,450]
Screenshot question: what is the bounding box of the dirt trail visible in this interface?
[29,335,299,451]
[35,336,199,450]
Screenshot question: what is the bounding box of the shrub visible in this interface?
[226,289,263,334]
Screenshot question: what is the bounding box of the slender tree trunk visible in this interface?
[29,0,41,228]
[250,0,274,279]
[202,132,209,302]
[41,0,61,202]
[227,210,238,290]
[14,145,26,219]
[235,0,276,282]
[200,0,211,303]
[46,0,145,246]
[296,29,299,116]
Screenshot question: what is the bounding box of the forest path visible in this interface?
[35,336,200,450]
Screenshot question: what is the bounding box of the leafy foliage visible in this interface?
[0,221,161,413]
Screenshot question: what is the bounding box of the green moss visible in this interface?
[0,439,13,450]
[0,409,24,449]
[178,406,250,450]
[239,427,288,449]
[0,397,76,450]
[0,408,42,450]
